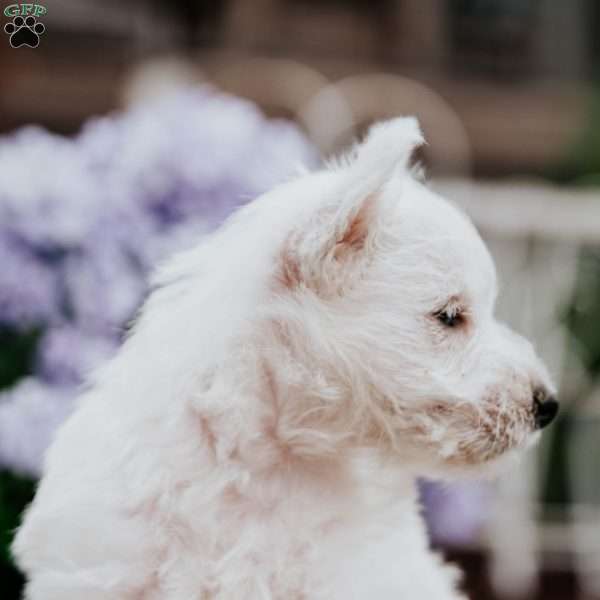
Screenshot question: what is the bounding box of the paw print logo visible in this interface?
[4,15,45,48]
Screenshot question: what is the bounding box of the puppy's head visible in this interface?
[272,118,557,475]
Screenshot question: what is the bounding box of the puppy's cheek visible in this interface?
[392,402,478,463]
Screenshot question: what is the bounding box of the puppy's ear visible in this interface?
[281,118,423,295]
[348,117,423,193]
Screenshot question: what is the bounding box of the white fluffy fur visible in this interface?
[13,118,554,599]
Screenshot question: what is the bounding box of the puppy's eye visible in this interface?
[435,308,464,328]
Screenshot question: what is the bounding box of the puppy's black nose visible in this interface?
[533,388,559,429]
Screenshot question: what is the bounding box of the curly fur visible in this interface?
[13,118,554,599]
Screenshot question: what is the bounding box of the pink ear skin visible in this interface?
[279,192,381,296]
[333,194,377,262]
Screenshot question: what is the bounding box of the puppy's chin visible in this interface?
[421,429,542,481]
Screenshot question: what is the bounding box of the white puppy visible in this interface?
[13,118,558,599]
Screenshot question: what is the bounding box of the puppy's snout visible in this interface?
[532,387,559,429]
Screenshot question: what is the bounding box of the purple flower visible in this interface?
[0,378,77,475]
[0,127,101,251]
[61,243,147,335]
[36,326,116,385]
[0,236,58,328]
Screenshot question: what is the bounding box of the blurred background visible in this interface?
[0,1,599,598]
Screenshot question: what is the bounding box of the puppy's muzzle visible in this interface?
[532,386,559,429]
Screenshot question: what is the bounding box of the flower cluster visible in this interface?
[0,86,316,475]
